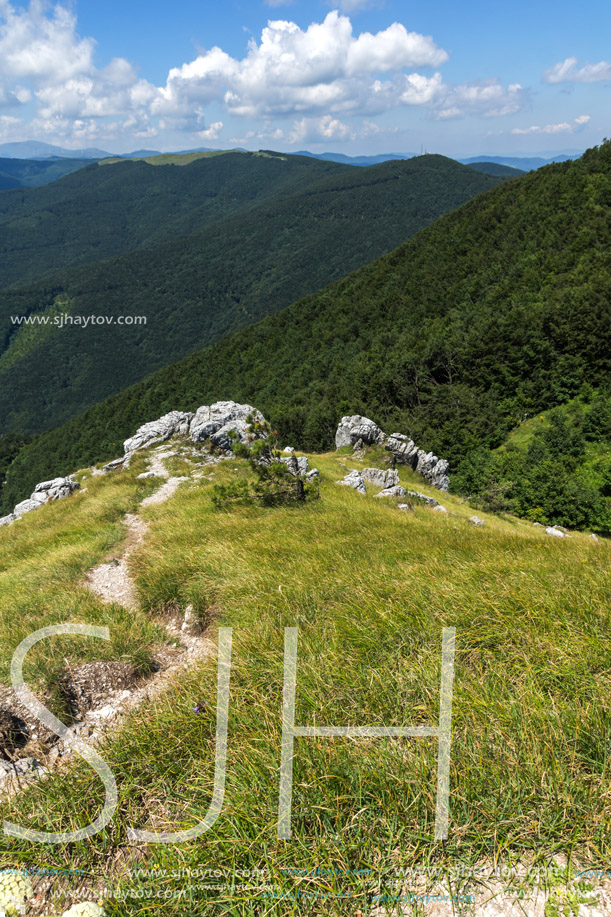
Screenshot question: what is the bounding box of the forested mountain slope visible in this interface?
[0,155,503,434]
[4,143,609,527]
[0,151,349,288]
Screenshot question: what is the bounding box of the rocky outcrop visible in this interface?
[0,402,269,530]
[384,433,449,491]
[334,417,449,491]
[123,410,193,456]
[0,475,80,528]
[335,415,385,449]
[190,402,264,446]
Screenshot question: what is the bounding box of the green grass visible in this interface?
[0,454,165,708]
[0,447,608,913]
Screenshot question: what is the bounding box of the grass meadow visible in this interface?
[0,448,608,914]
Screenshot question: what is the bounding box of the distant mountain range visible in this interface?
[0,140,583,172]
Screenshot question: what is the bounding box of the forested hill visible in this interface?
[3,142,609,526]
[0,151,349,288]
[0,154,504,435]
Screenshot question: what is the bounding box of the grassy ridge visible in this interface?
[0,448,608,913]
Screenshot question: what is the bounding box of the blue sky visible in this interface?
[0,0,608,156]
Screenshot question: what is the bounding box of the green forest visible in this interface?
[0,153,503,433]
[3,142,609,531]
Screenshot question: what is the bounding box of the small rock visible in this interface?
[469,516,485,526]
[590,533,599,542]
[137,471,159,480]
[283,446,295,454]
[397,503,413,512]
[279,455,309,476]
[433,505,448,514]
[337,470,366,494]
[103,457,125,473]
[305,469,320,482]
[546,526,565,538]
[374,485,406,498]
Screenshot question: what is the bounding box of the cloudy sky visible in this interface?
[0,0,608,156]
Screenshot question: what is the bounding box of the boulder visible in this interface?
[33,476,79,501]
[280,455,309,476]
[124,410,193,455]
[335,415,385,449]
[590,533,599,542]
[397,503,413,512]
[283,446,295,454]
[190,402,264,445]
[433,504,448,514]
[0,513,16,527]
[337,469,367,494]
[306,469,320,482]
[374,485,406,499]
[361,468,399,489]
[546,526,565,538]
[58,660,138,717]
[13,498,44,518]
[469,516,485,526]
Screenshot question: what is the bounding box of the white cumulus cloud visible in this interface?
[543,57,611,84]
[511,115,591,135]
[155,12,448,120]
[0,2,530,147]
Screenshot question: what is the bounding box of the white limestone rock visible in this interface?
[335,415,385,449]
[124,410,194,455]
[337,469,367,494]
[384,433,449,491]
[280,455,309,476]
[361,467,399,489]
[374,485,407,498]
[189,402,264,444]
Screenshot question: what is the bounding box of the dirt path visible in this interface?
[85,447,188,606]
